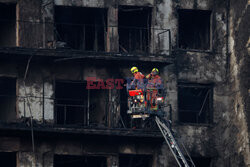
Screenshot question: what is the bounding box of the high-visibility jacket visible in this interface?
[134,72,144,80]
[146,74,162,89]
[131,72,145,89]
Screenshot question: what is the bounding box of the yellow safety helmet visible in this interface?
[151,68,159,75]
[131,67,138,74]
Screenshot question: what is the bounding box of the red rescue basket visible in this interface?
[129,89,143,96]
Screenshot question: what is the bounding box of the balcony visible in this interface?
[0,20,173,64]
[0,78,162,140]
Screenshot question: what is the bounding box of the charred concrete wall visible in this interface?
[155,0,228,166]
[151,0,248,166]
[0,60,54,122]
[214,0,250,166]
[0,60,167,123]
[0,136,161,167]
[0,0,54,48]
[0,0,249,166]
[163,0,249,166]
[17,0,43,48]
[0,60,164,166]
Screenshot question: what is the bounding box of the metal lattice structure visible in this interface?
[155,116,195,167]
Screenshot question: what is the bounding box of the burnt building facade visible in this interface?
[0,0,249,167]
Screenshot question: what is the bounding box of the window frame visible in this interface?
[54,79,109,126]
[177,82,213,125]
[118,5,153,54]
[54,6,108,51]
[177,9,213,52]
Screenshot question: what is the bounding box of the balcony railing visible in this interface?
[0,94,157,131]
[0,19,172,56]
[54,23,172,55]
[55,103,89,126]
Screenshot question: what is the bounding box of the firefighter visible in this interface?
[146,68,162,89]
[130,67,145,128]
[145,68,162,110]
[130,66,145,89]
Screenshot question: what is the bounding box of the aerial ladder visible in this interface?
[127,89,195,167]
[155,116,195,167]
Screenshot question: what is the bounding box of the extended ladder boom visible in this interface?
[155,116,195,167]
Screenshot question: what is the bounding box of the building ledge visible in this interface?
[0,47,173,64]
[0,122,163,141]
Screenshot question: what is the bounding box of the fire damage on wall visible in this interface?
[0,0,249,167]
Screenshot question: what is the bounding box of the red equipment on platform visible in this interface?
[129,90,143,96]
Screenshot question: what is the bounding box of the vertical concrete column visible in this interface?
[17,152,36,167]
[43,152,53,167]
[111,88,120,127]
[41,0,54,48]
[107,155,119,167]
[17,0,43,48]
[17,151,53,167]
[163,64,177,122]
[150,4,156,54]
[107,5,119,52]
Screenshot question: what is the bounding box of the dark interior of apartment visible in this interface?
[54,155,107,167]
[0,3,16,47]
[55,80,107,127]
[55,6,107,51]
[0,152,16,167]
[178,83,212,124]
[178,9,211,50]
[118,6,152,53]
[0,77,16,122]
[119,154,153,167]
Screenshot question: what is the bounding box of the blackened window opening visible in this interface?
[120,81,130,128]
[119,154,153,167]
[178,83,213,124]
[0,77,16,122]
[54,155,107,167]
[55,81,107,126]
[191,157,212,167]
[178,9,211,50]
[55,6,107,51]
[0,152,16,167]
[0,3,16,47]
[118,6,152,54]
[55,81,87,125]
[89,88,108,127]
